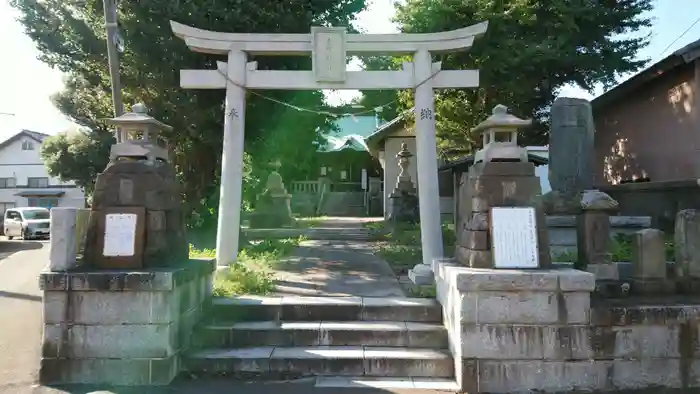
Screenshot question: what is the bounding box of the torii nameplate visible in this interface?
[311,27,347,83]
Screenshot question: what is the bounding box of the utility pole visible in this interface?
[103,0,124,117]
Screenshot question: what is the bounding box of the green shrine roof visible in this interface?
[318,115,378,153]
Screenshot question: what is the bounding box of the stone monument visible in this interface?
[84,102,188,268]
[389,143,419,226]
[38,103,215,387]
[455,104,551,268]
[542,97,596,214]
[249,159,295,228]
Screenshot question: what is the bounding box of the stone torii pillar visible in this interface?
[171,21,488,267]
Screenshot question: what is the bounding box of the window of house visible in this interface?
[21,140,34,150]
[0,203,15,217]
[0,178,16,188]
[27,177,49,188]
[27,198,58,209]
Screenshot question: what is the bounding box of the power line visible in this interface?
[658,16,700,58]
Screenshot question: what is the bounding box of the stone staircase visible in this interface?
[319,192,366,217]
[243,227,377,241]
[185,296,458,390]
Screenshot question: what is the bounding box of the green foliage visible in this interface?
[361,0,653,156]
[40,128,114,196]
[11,0,366,226]
[374,220,455,276]
[406,284,437,299]
[190,237,302,296]
[213,264,275,297]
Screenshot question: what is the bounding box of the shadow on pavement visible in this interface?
[0,290,42,302]
[37,379,428,394]
[0,240,44,253]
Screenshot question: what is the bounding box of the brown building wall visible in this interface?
[593,61,698,185]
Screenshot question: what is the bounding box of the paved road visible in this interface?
[0,239,48,393]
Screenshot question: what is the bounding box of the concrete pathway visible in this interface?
[266,216,403,297]
[273,239,405,297]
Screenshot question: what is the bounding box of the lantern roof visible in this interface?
[105,103,173,132]
[471,104,531,134]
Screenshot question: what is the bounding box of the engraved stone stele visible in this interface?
[84,103,188,269]
[575,189,618,270]
[541,97,595,214]
[389,143,419,226]
[455,105,551,269]
[249,159,295,229]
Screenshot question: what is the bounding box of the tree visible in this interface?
[360,0,653,157]
[11,0,366,227]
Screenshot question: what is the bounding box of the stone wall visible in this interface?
[433,258,700,393]
[39,259,215,385]
[549,215,651,257]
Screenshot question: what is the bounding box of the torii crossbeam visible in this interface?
[171,20,488,277]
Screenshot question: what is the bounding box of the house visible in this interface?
[0,130,85,215]
[593,37,700,184]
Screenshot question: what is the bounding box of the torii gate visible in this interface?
[170,20,488,269]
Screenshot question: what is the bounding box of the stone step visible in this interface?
[210,296,442,323]
[315,376,460,390]
[185,346,454,378]
[196,321,447,349]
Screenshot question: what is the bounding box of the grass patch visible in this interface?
[376,244,422,275]
[554,234,676,265]
[372,221,456,277]
[406,284,437,298]
[295,216,328,228]
[190,237,303,297]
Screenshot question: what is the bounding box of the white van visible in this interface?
[3,207,51,240]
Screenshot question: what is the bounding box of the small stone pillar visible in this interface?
[389,143,419,226]
[675,209,700,291]
[48,208,90,271]
[454,105,551,269]
[631,228,673,294]
[250,159,294,229]
[575,189,619,271]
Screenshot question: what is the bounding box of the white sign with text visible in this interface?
[490,207,539,269]
[103,213,138,257]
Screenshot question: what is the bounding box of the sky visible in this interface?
[0,0,699,142]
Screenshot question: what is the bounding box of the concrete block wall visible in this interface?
[433,258,700,393]
[548,215,651,257]
[38,259,215,386]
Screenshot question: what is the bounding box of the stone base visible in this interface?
[586,263,620,281]
[249,210,295,229]
[408,264,434,285]
[39,259,215,386]
[675,278,700,294]
[629,278,675,295]
[432,258,595,392]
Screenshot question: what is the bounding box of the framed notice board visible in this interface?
[489,207,539,269]
[94,206,146,269]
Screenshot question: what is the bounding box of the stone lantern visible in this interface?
[84,102,188,269]
[105,103,172,164]
[472,104,531,164]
